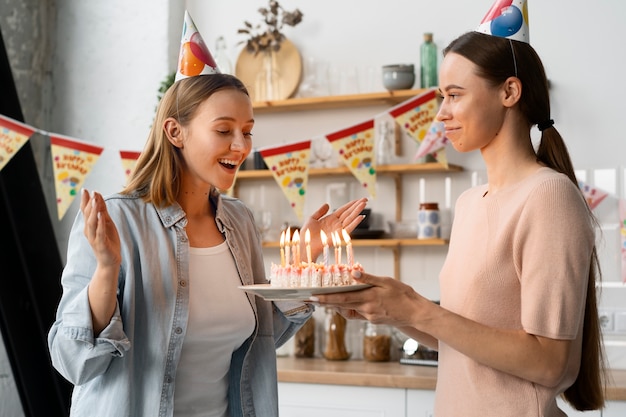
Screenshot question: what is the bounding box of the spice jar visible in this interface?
[363,322,391,362]
[323,309,350,360]
[294,316,315,358]
[417,202,441,239]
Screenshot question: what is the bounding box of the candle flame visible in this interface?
[293,229,300,243]
[285,227,291,244]
[280,230,285,247]
[320,229,328,245]
[305,228,311,244]
[341,228,351,244]
[331,231,340,247]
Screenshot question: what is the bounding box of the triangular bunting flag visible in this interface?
[388,89,443,163]
[0,114,36,172]
[578,180,609,210]
[50,134,104,220]
[120,150,142,184]
[259,140,311,222]
[325,119,376,198]
[413,121,450,168]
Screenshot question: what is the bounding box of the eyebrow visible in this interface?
[213,116,255,124]
[439,84,465,93]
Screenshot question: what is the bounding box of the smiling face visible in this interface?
[436,52,508,153]
[169,88,254,192]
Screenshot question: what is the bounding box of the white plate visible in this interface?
[238,283,371,301]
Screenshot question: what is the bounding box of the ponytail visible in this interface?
[537,125,607,411]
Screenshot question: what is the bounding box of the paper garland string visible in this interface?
[0,91,449,221]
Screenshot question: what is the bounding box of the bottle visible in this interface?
[420,33,438,88]
[214,36,232,74]
[323,309,350,360]
[363,322,391,362]
[417,202,441,239]
[377,120,393,166]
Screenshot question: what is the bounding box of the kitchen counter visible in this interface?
[276,357,626,401]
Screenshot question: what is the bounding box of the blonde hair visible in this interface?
[121,74,249,206]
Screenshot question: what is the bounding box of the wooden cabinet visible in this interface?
[234,90,462,280]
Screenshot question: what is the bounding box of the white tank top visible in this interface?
[174,241,255,417]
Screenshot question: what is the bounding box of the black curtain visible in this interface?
[0,26,71,416]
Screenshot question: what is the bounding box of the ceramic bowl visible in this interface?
[382,64,415,91]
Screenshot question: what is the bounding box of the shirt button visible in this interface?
[165,376,173,383]
[165,216,171,223]
[175,327,183,335]
[179,280,187,287]
[181,236,188,242]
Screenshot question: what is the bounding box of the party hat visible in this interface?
[475,0,529,43]
[175,10,220,82]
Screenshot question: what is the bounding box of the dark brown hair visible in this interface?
[444,31,605,411]
[121,74,249,206]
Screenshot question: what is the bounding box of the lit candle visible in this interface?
[285,227,291,265]
[305,229,312,264]
[293,229,301,265]
[320,230,329,267]
[280,230,285,267]
[341,229,353,267]
[332,231,342,265]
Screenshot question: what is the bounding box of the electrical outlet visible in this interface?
[599,310,614,332]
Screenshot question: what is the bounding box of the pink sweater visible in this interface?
[436,167,594,417]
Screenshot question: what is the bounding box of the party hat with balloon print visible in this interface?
[475,0,529,43]
[175,10,220,82]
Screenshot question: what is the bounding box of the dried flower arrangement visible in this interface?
[238,0,303,55]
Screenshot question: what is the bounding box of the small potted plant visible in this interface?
[238,0,304,100]
[238,0,303,55]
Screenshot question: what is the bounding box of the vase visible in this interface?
[255,49,282,101]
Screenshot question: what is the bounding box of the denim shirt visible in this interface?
[48,190,312,417]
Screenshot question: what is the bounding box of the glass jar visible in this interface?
[294,316,315,358]
[363,322,391,362]
[323,309,350,360]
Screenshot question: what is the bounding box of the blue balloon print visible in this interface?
[490,6,523,37]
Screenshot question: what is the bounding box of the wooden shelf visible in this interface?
[235,162,463,180]
[260,238,448,248]
[251,89,429,114]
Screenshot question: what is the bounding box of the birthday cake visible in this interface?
[269,229,363,288]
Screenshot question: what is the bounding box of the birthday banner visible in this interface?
[0,90,452,221]
[259,140,312,221]
[50,134,104,220]
[326,119,377,198]
[0,114,36,171]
